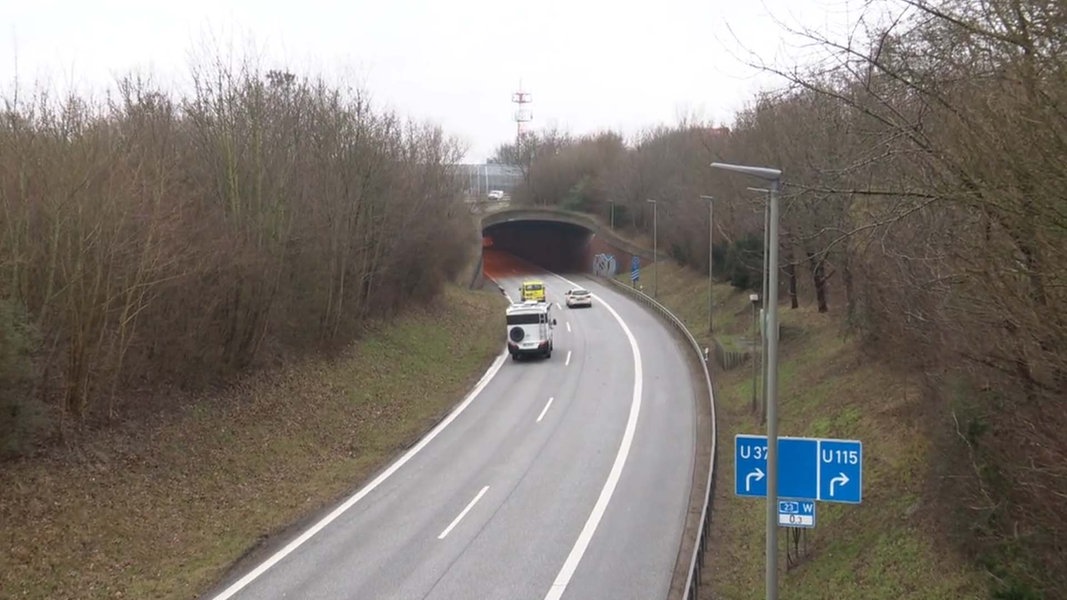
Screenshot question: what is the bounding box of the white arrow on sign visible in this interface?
[829,472,850,496]
[745,467,765,492]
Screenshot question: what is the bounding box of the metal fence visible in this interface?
[713,338,749,371]
[457,163,524,197]
[600,276,717,600]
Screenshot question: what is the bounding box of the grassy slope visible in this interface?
[0,284,505,600]
[621,262,989,599]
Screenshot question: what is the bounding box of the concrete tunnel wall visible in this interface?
[585,235,645,280]
[482,220,593,273]
[478,207,655,281]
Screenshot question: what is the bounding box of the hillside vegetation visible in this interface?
[620,261,988,599]
[499,2,1066,594]
[0,59,474,454]
[0,284,504,599]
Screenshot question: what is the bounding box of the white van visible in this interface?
[506,300,556,360]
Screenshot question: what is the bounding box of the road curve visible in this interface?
[202,250,697,600]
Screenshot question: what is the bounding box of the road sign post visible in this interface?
[631,255,640,287]
[735,434,863,504]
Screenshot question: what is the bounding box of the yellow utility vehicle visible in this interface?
[518,280,546,303]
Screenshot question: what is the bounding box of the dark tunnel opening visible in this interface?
[482,220,593,274]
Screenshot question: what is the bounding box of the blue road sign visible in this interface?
[735,435,770,497]
[734,434,863,504]
[818,439,863,504]
[630,256,640,282]
[779,437,819,499]
[778,499,816,528]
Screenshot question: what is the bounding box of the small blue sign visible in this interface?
[734,434,863,504]
[630,256,640,282]
[778,499,816,528]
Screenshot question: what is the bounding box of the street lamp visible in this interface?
[748,186,772,427]
[646,198,658,298]
[749,293,760,415]
[700,195,715,334]
[712,161,782,600]
[609,200,615,231]
[747,187,771,311]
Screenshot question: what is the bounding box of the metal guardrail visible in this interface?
[601,276,717,600]
[469,254,486,290]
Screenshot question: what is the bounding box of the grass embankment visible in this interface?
[0,284,505,600]
[621,263,989,599]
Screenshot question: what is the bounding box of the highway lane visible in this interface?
[203,253,696,600]
[545,272,697,599]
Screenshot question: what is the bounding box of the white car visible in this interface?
[506,301,556,360]
[487,190,505,200]
[564,288,592,308]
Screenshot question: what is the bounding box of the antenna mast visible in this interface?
[512,83,532,158]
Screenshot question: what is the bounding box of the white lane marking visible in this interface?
[537,397,555,423]
[543,275,643,600]
[438,485,490,540]
[565,350,572,367]
[556,302,562,309]
[209,351,509,600]
[566,322,571,333]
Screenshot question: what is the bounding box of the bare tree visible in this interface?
[0,52,473,446]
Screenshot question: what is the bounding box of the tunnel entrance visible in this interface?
[482,220,593,274]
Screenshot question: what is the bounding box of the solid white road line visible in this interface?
[438,486,490,540]
[544,275,643,600]
[209,351,509,600]
[566,322,571,333]
[565,350,572,367]
[537,397,555,423]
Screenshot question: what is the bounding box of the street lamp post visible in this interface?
[748,186,772,426]
[712,162,782,600]
[646,198,658,298]
[700,195,715,334]
[750,292,760,414]
[609,200,615,231]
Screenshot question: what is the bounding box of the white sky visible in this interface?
[3,0,870,162]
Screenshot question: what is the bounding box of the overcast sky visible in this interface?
[4,0,869,162]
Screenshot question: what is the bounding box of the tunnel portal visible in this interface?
[482,220,593,274]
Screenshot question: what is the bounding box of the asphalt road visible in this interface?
[204,256,698,600]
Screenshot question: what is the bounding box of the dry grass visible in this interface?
[620,260,989,599]
[0,284,505,600]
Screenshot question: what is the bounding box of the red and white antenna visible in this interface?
[512,82,532,148]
